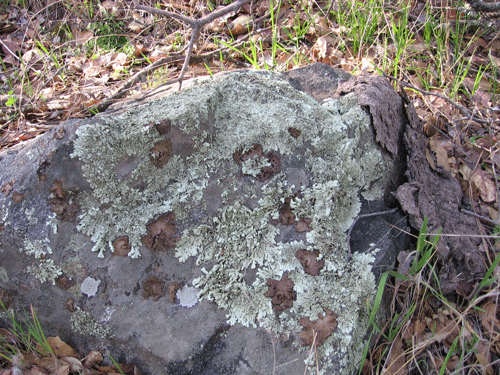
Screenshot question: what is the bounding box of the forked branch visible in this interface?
[134,0,252,89]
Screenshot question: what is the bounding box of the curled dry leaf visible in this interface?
[61,356,84,373]
[475,341,494,375]
[228,15,253,36]
[311,35,335,60]
[477,301,500,335]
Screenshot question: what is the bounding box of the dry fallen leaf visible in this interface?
[385,336,407,375]
[470,168,496,203]
[477,300,500,334]
[311,35,335,59]
[475,341,494,375]
[429,136,451,172]
[46,336,79,358]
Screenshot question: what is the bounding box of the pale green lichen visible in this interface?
[46,212,58,235]
[71,71,390,373]
[26,259,63,285]
[0,267,8,282]
[22,238,52,259]
[70,306,112,338]
[24,207,39,225]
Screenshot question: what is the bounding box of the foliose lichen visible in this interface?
[22,238,52,259]
[71,71,390,373]
[70,306,112,339]
[26,259,63,285]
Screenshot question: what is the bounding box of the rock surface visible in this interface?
[0,64,407,375]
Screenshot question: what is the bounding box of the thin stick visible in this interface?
[303,331,318,375]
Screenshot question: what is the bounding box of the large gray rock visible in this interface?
[0,65,406,375]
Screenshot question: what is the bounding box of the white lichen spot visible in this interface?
[100,306,116,322]
[80,277,100,297]
[176,286,199,308]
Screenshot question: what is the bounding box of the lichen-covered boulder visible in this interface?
[0,65,406,375]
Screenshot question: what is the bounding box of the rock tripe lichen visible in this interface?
[71,71,391,374]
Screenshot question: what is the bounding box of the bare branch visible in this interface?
[133,4,193,25]
[134,0,252,89]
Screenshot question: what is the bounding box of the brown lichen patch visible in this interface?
[55,274,75,290]
[299,309,338,347]
[49,180,80,221]
[233,144,280,182]
[37,160,50,181]
[295,249,324,276]
[1,180,14,196]
[295,217,312,232]
[142,212,180,251]
[288,127,301,138]
[273,196,296,225]
[11,191,24,203]
[270,195,313,232]
[51,180,66,199]
[142,276,165,301]
[54,126,65,140]
[264,273,296,311]
[0,288,13,309]
[65,298,76,312]
[150,140,172,168]
[155,119,171,135]
[166,281,182,303]
[112,236,131,256]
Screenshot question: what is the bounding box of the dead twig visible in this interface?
[303,331,318,375]
[134,0,251,89]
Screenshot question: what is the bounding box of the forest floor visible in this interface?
[1,0,500,374]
